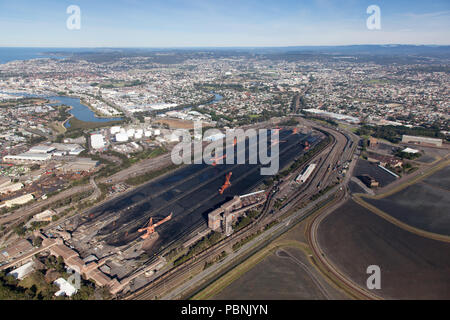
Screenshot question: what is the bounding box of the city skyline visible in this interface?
[0,0,449,47]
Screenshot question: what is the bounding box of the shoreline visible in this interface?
[62,110,74,130]
[79,97,123,119]
[52,94,123,127]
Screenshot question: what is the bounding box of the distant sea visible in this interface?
[0,48,64,64]
[2,45,449,64]
[0,47,92,64]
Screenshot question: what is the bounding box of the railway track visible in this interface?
[274,123,351,215]
[95,131,310,245]
[125,125,344,299]
[300,127,381,300]
[256,135,331,223]
[127,183,340,300]
[102,130,313,279]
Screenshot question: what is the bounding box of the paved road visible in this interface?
[88,176,101,201]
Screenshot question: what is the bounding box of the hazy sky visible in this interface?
[0,0,449,47]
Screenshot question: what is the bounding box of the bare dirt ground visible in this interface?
[364,164,450,236]
[211,220,348,300]
[317,199,450,299]
[423,165,450,190]
[366,182,450,236]
[213,246,347,300]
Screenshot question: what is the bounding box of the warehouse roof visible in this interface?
[8,261,35,280]
[3,153,52,161]
[28,145,56,154]
[50,244,79,261]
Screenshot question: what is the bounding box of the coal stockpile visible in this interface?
[80,130,321,253]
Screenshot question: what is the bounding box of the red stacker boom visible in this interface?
[219,172,232,194]
[138,212,173,240]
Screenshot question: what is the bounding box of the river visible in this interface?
[47,96,123,128]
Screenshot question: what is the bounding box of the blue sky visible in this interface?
[0,0,449,47]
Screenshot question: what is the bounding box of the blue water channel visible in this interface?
[47,96,123,128]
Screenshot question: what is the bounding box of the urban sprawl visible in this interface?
[0,49,448,300]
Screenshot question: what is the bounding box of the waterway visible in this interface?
[47,96,123,128]
[182,91,223,112]
[2,86,219,127]
[0,90,123,128]
[0,47,98,64]
[0,48,64,64]
[209,92,223,104]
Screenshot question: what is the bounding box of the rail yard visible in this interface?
[3,125,325,295]
[1,110,447,300]
[125,118,360,299]
[0,11,449,309]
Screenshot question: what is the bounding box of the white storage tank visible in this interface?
[127,129,135,137]
[110,126,121,135]
[90,134,106,150]
[115,133,129,142]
